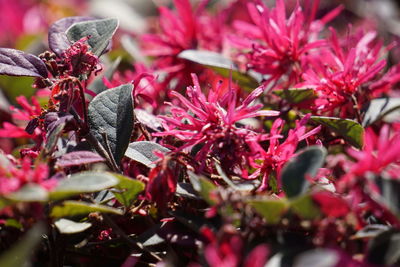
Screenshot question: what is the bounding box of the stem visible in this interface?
[351,94,362,124]
[75,79,88,124]
[100,131,121,173]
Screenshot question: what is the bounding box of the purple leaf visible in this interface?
[48,16,94,57]
[0,48,48,78]
[57,151,105,168]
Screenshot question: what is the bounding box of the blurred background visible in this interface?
[0,0,400,150]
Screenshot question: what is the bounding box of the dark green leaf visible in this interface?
[273,88,316,104]
[281,146,327,198]
[311,116,364,148]
[125,141,170,168]
[50,171,119,200]
[6,184,48,202]
[363,98,400,126]
[112,173,145,207]
[88,84,134,163]
[176,183,200,199]
[0,223,45,267]
[353,225,391,240]
[178,49,259,90]
[54,218,92,234]
[50,200,123,217]
[367,229,400,266]
[66,18,119,56]
[375,176,400,214]
[248,198,288,224]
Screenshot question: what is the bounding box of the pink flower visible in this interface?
[230,0,343,85]
[250,115,321,191]
[0,94,44,141]
[0,157,57,196]
[297,29,400,115]
[342,124,400,186]
[198,228,269,267]
[155,74,279,174]
[140,0,222,87]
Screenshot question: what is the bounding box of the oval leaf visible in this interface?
[273,88,316,104]
[311,116,364,149]
[281,146,327,198]
[363,98,400,126]
[178,49,259,90]
[0,48,47,78]
[66,18,119,56]
[125,141,170,168]
[54,218,92,234]
[112,173,145,207]
[290,194,321,219]
[50,171,119,200]
[56,151,105,168]
[248,198,288,224]
[48,16,94,57]
[6,184,48,202]
[50,200,123,218]
[88,84,134,164]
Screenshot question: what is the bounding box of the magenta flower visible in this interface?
[230,0,343,85]
[250,115,321,191]
[155,74,279,174]
[297,29,400,115]
[0,157,57,196]
[62,37,100,77]
[195,228,269,267]
[140,0,222,87]
[340,125,400,189]
[0,94,44,140]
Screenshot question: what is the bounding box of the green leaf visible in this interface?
[125,141,170,168]
[66,18,119,56]
[281,146,327,198]
[188,171,217,205]
[273,88,316,104]
[50,171,119,200]
[3,219,23,229]
[112,173,145,207]
[290,195,321,220]
[0,223,45,267]
[88,84,134,164]
[6,184,48,202]
[363,98,400,126]
[178,49,259,90]
[54,218,92,234]
[311,116,364,149]
[50,200,123,217]
[248,198,288,224]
